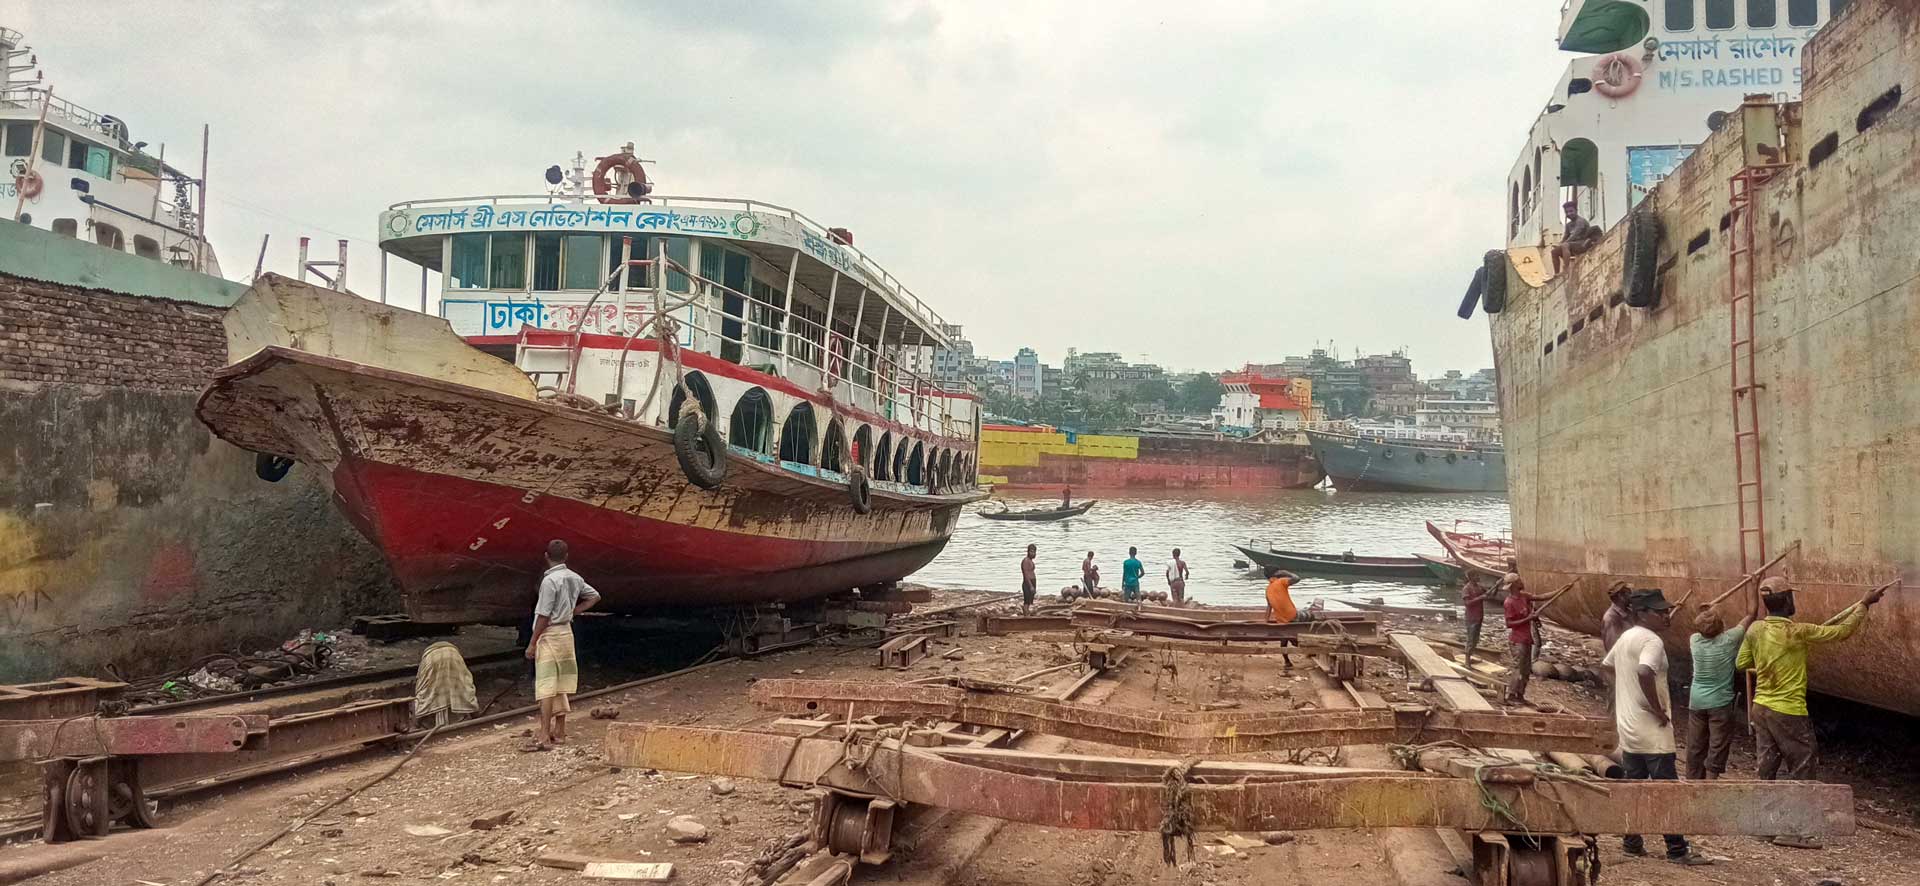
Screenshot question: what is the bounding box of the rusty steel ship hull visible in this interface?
[195,347,980,623]
[1483,1,1920,715]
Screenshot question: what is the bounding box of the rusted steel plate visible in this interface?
[1067,610,1379,641]
[606,724,1853,836]
[1076,630,1392,657]
[982,615,1073,635]
[0,715,265,761]
[748,680,1614,754]
[0,678,127,721]
[1074,600,1376,624]
[137,698,413,788]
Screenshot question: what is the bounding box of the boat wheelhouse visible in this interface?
[0,26,217,273]
[1508,0,1843,257]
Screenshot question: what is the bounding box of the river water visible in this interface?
[911,489,1512,611]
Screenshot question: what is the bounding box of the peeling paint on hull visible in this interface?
[196,347,981,623]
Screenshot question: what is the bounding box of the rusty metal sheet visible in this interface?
[982,615,1073,635]
[1076,630,1391,657]
[0,678,127,721]
[1070,610,1379,641]
[1074,600,1376,624]
[748,679,1614,754]
[0,715,265,761]
[136,698,413,788]
[605,723,1853,836]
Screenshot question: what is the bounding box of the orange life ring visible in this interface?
[1592,52,1643,99]
[15,170,41,199]
[592,153,650,204]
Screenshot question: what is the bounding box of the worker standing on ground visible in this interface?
[1460,573,1488,668]
[1265,569,1302,669]
[1601,580,1634,651]
[1685,585,1763,781]
[1081,551,1099,596]
[1020,544,1038,612]
[1736,576,1890,849]
[1500,575,1568,705]
[1121,547,1145,602]
[1604,589,1713,866]
[1165,548,1189,605]
[526,539,599,749]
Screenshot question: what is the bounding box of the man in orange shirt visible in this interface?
[1266,570,1301,668]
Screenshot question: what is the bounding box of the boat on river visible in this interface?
[198,151,985,623]
[1232,544,1438,582]
[1413,553,1466,585]
[1305,430,1505,493]
[1425,522,1513,581]
[979,501,1095,522]
[1468,0,1920,714]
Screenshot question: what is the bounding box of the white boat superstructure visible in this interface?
[0,26,218,274]
[1508,0,1847,253]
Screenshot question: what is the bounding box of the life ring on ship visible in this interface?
[14,170,41,200]
[848,466,873,514]
[591,153,652,204]
[1481,250,1509,314]
[255,453,294,483]
[1592,52,1643,99]
[1622,207,1664,308]
[673,412,728,489]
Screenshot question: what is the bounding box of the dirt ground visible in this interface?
[4,594,1917,886]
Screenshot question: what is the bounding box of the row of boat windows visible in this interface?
[1662,0,1843,31]
[44,216,163,259]
[2,123,113,179]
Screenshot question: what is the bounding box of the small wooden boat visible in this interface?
[1425,521,1514,580]
[1232,544,1438,581]
[980,501,1096,522]
[1414,553,1466,584]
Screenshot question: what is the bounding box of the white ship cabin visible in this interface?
[0,27,217,273]
[1508,0,1845,258]
[376,149,981,496]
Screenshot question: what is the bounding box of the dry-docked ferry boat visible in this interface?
[197,149,985,623]
[1469,0,1920,714]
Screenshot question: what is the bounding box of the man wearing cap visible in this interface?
[1735,576,1890,848]
[1551,200,1602,272]
[1600,580,1634,651]
[1685,585,1764,781]
[1603,589,1712,865]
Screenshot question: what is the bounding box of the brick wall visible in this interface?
[0,271,398,682]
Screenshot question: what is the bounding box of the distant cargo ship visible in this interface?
[1305,430,1505,493]
[977,425,1322,491]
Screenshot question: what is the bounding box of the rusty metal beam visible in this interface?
[982,614,1072,635]
[1075,630,1392,657]
[1069,610,1379,641]
[0,678,127,721]
[1074,600,1376,624]
[748,679,1614,754]
[0,715,266,761]
[135,698,413,788]
[605,723,1852,836]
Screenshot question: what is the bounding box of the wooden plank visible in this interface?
[582,862,675,880]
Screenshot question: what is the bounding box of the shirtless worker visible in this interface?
[1460,573,1489,668]
[1164,548,1190,605]
[1736,576,1891,849]
[1020,544,1038,612]
[1081,551,1099,596]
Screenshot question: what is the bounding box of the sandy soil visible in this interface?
[5,593,1917,886]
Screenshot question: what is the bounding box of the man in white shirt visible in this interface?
[1164,549,1190,604]
[1602,589,1711,866]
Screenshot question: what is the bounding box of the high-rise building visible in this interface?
[1012,348,1043,399]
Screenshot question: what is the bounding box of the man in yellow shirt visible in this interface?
[1735,576,1889,848]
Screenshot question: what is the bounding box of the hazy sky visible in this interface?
[13,2,1575,375]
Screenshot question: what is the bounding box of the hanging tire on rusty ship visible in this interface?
[196,154,986,623]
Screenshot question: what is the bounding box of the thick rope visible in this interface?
[1159,758,1200,865]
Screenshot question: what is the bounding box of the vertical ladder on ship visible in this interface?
[1726,164,1785,573]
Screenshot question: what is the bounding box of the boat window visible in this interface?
[2,123,31,156]
[1749,0,1777,26]
[531,233,562,292]
[94,222,125,251]
[1567,78,1593,97]
[51,218,78,238]
[562,234,601,290]
[609,235,648,290]
[749,277,785,352]
[662,236,691,292]
[1705,0,1735,29]
[132,235,161,260]
[488,232,527,290]
[778,402,816,465]
[821,420,846,472]
[1665,0,1694,31]
[1789,0,1818,24]
[1509,183,1520,239]
[873,433,893,480]
[729,387,774,455]
[39,129,64,165]
[449,233,489,289]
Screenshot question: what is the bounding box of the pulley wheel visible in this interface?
[824,799,869,856]
[1508,843,1557,886]
[65,765,107,838]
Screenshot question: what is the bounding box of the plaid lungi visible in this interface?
[412,641,477,720]
[534,624,579,703]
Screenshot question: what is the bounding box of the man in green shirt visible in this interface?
[1735,576,1890,848]
[1684,585,1762,780]
[1121,547,1145,602]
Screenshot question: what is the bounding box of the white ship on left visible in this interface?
[0,25,219,274]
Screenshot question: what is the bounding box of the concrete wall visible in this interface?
[0,227,396,682]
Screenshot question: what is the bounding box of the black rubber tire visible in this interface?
[1481,250,1509,314]
[673,412,728,489]
[254,453,293,483]
[1623,208,1663,308]
[1458,265,1487,319]
[848,467,873,514]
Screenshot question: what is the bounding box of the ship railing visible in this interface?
[581,241,972,446]
[387,191,949,341]
[0,85,121,142]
